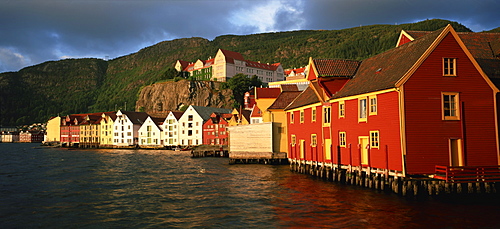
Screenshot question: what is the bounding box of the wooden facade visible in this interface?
[286,25,500,181]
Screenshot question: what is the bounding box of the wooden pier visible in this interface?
[289,159,499,196]
[228,152,288,165]
[191,145,229,158]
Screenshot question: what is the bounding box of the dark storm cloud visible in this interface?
[0,0,498,73]
[302,0,500,32]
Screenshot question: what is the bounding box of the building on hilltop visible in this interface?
[175,49,284,83]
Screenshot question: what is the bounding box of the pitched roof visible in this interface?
[332,26,446,99]
[401,30,500,79]
[190,106,232,121]
[250,104,262,117]
[312,59,361,77]
[268,91,302,110]
[285,86,321,110]
[220,49,245,62]
[121,111,150,125]
[280,84,299,92]
[255,87,281,99]
[170,111,184,120]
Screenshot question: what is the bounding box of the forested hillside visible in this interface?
[0,19,477,126]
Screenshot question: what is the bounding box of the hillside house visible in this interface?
[175,49,284,83]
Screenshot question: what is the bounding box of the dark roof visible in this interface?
[121,111,150,125]
[403,31,500,80]
[285,86,321,110]
[171,111,184,120]
[458,32,500,79]
[313,59,361,77]
[332,27,445,99]
[268,91,302,110]
[256,87,281,99]
[190,106,232,121]
[280,84,299,91]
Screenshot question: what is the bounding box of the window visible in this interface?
[291,135,296,146]
[312,108,316,122]
[370,131,379,148]
[323,106,331,124]
[188,115,193,121]
[443,58,456,76]
[290,112,294,123]
[442,92,460,120]
[311,134,317,147]
[300,110,304,123]
[369,96,377,115]
[339,101,345,118]
[359,98,367,122]
[339,132,346,147]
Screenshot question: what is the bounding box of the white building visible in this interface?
[160,111,183,146]
[113,110,149,147]
[138,116,163,147]
[178,105,231,146]
[175,49,284,83]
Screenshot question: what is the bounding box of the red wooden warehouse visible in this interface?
[202,112,232,145]
[287,25,500,183]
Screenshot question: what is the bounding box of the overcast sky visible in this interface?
[1,0,499,73]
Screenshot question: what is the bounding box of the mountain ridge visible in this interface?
[0,19,480,126]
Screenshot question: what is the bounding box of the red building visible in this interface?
[60,114,86,147]
[202,112,232,145]
[287,25,500,180]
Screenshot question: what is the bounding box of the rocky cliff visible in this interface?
[135,80,234,116]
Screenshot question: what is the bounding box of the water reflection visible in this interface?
[0,144,499,228]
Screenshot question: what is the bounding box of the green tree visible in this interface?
[227,73,252,108]
[249,75,263,88]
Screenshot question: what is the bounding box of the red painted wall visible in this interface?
[288,105,323,161]
[331,91,402,171]
[403,33,498,174]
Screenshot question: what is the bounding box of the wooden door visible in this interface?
[300,140,305,159]
[324,139,332,161]
[449,139,464,166]
[359,136,369,165]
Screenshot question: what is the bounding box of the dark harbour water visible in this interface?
[1,143,499,228]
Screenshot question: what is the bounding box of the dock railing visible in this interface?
[434,165,500,183]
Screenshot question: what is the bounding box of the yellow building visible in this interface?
[45,116,61,143]
[100,112,116,147]
[79,114,102,148]
[228,108,251,126]
[255,87,301,154]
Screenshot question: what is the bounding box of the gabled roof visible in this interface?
[250,104,262,118]
[332,26,446,99]
[268,91,302,110]
[255,87,281,99]
[219,49,245,62]
[280,84,299,92]
[189,106,232,121]
[398,30,500,80]
[285,86,321,110]
[120,111,150,125]
[170,111,184,120]
[312,59,361,77]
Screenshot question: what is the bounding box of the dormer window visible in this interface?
[443,58,456,76]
